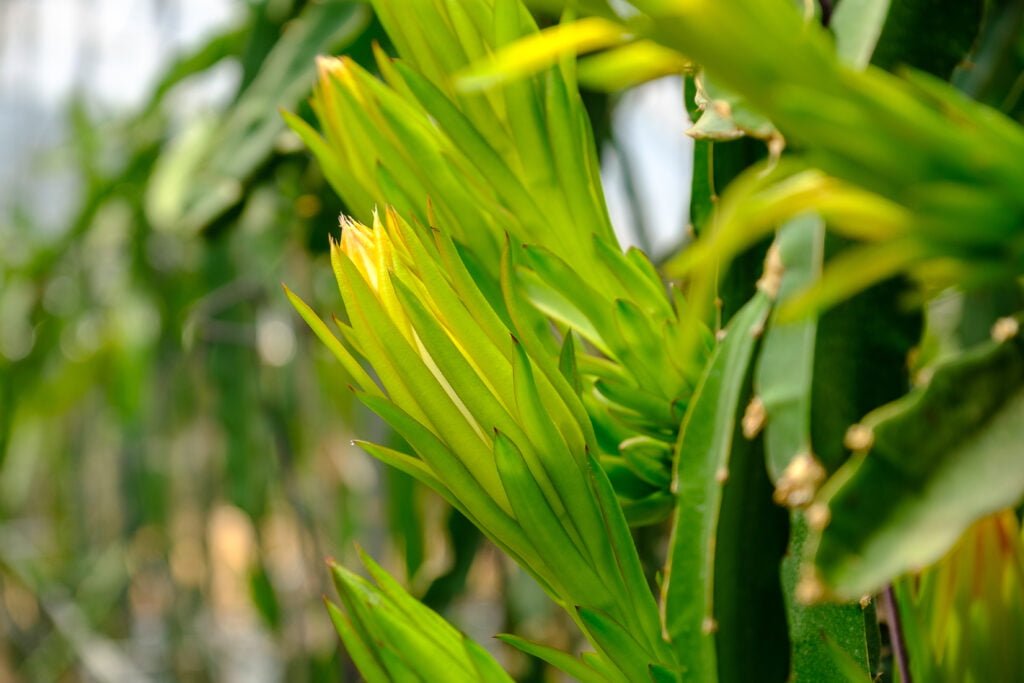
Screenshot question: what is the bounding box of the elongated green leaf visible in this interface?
[583,448,673,663]
[463,639,515,683]
[812,327,1024,598]
[429,228,517,353]
[355,393,532,565]
[519,245,616,345]
[497,635,608,683]
[491,0,556,180]
[500,241,599,451]
[387,215,516,382]
[282,284,382,396]
[596,379,674,431]
[577,607,653,683]
[543,67,614,246]
[325,600,389,682]
[612,299,676,398]
[394,281,579,537]
[581,651,628,683]
[376,649,420,682]
[492,432,608,609]
[368,93,499,258]
[355,440,445,496]
[391,280,523,450]
[440,0,488,64]
[601,456,659,501]
[510,339,607,548]
[662,292,786,682]
[394,62,547,234]
[370,0,459,90]
[520,271,610,355]
[558,332,583,394]
[328,69,451,220]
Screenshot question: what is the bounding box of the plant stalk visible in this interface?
[883,584,912,683]
[819,0,833,26]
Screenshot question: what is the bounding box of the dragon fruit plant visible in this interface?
[286,0,1024,680]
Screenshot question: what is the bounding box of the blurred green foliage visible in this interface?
[0,2,495,680]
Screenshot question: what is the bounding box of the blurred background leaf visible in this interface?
[0,1,693,680]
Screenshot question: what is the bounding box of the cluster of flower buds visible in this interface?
[285,0,716,521]
[287,209,677,678]
[327,551,513,682]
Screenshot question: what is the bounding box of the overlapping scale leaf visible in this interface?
[515,238,712,522]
